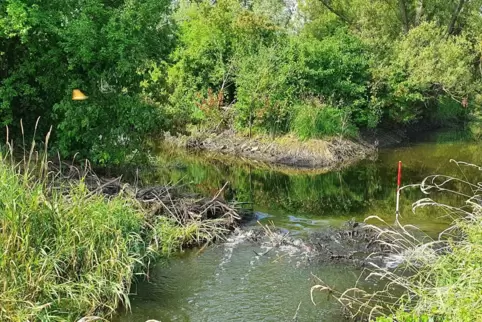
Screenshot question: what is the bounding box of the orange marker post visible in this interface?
[396,161,402,215]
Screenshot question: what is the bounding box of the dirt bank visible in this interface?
[165,131,377,170]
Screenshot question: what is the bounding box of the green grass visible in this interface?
[0,159,143,320]
[0,141,218,321]
[375,214,482,322]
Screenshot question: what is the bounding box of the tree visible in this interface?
[0,0,175,163]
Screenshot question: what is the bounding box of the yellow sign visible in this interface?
[72,89,88,101]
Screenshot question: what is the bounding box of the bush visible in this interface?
[376,22,477,125]
[234,42,299,135]
[53,95,165,164]
[0,0,174,163]
[291,103,358,140]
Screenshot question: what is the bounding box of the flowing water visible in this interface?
[114,130,482,322]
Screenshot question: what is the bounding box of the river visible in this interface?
[114,130,482,322]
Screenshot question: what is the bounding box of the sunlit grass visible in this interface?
[0,155,146,320]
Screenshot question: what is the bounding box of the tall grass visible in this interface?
[311,160,482,321]
[0,147,148,320]
[0,126,240,321]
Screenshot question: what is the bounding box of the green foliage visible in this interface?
[166,0,482,139]
[0,159,146,320]
[234,43,299,134]
[2,0,482,162]
[376,313,435,322]
[296,29,369,104]
[299,0,481,127]
[374,22,478,124]
[0,0,174,162]
[168,0,283,129]
[168,1,371,136]
[295,29,373,127]
[53,95,165,164]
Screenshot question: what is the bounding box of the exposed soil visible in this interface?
[165,130,377,170]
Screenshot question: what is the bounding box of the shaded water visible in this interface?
[115,130,482,322]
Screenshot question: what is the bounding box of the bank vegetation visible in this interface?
[312,160,482,321]
[1,0,481,164]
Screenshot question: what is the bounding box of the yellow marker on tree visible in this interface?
[72,89,88,100]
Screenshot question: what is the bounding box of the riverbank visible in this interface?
[162,121,460,170]
[165,130,377,170]
[0,148,245,321]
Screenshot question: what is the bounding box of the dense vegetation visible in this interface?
[0,136,240,321]
[1,0,481,163]
[0,160,148,321]
[2,1,482,320]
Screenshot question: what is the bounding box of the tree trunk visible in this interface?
[398,0,410,34]
[415,0,424,26]
[447,0,466,35]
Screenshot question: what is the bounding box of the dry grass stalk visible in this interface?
[310,160,482,321]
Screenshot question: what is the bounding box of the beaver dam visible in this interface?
[107,129,482,322]
[67,164,248,245]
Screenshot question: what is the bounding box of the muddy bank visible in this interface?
[165,131,376,170]
[162,120,457,170]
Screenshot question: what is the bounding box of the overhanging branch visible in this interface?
[318,0,359,31]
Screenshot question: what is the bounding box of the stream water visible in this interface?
[114,130,482,322]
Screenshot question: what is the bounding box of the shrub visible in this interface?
[53,94,165,164]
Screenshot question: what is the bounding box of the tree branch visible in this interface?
[318,0,358,30]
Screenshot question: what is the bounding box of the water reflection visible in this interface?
[103,131,482,232]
